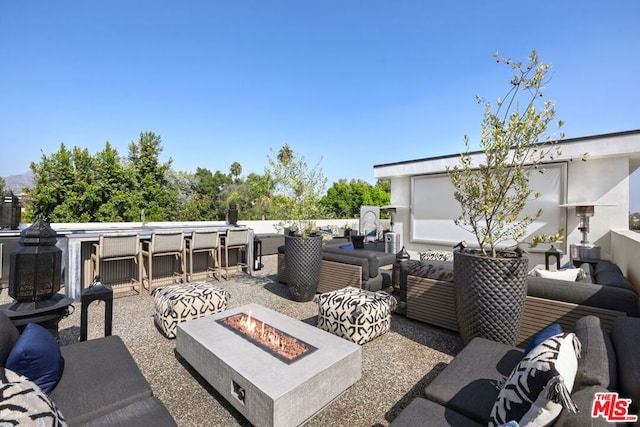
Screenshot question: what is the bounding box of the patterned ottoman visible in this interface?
[153,282,230,338]
[315,286,397,345]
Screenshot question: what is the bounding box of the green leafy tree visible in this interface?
[0,176,6,194]
[229,162,242,182]
[266,144,327,234]
[27,143,77,222]
[245,172,275,220]
[93,142,138,221]
[127,131,178,221]
[448,50,566,257]
[321,179,390,218]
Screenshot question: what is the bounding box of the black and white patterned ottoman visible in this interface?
[153,282,230,338]
[315,286,397,345]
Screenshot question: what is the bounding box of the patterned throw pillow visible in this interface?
[489,332,581,427]
[0,368,67,426]
[419,250,454,261]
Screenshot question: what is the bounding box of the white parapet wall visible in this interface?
[611,229,640,294]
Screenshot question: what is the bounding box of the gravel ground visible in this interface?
[1,255,463,427]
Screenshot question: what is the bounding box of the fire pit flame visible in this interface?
[217,312,317,364]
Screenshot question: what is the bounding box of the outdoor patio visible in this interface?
[29,254,462,427]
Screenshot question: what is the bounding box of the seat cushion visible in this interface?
[390,397,483,427]
[80,397,176,427]
[573,315,617,390]
[554,385,613,427]
[315,286,395,344]
[611,316,640,412]
[424,337,523,425]
[50,336,153,425]
[0,312,20,369]
[153,282,230,339]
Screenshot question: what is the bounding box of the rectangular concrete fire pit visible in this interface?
[176,303,362,427]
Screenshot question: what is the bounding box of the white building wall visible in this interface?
[375,131,639,264]
[564,156,630,261]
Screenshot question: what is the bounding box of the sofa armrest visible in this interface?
[322,251,372,279]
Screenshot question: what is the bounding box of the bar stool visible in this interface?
[185,229,221,281]
[141,231,186,293]
[220,228,250,279]
[90,233,142,296]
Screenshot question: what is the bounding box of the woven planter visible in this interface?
[285,234,323,302]
[453,250,528,346]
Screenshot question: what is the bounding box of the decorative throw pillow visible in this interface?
[0,368,67,426]
[6,323,64,395]
[339,243,354,250]
[419,250,454,261]
[534,268,581,282]
[524,323,563,356]
[489,332,581,427]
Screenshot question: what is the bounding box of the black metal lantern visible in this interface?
[1,192,21,230]
[545,245,562,271]
[228,201,238,226]
[9,218,62,302]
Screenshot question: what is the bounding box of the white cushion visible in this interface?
[489,332,581,427]
[534,268,581,281]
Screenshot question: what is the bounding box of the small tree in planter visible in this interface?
[266,144,328,301]
[447,50,565,345]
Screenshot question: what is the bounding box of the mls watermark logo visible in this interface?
[592,392,638,423]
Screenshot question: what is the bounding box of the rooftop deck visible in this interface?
[0,254,462,427]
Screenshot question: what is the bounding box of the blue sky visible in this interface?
[1,1,639,210]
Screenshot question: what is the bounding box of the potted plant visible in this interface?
[267,144,327,302]
[448,50,565,345]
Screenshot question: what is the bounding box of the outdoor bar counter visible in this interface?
[1,221,254,301]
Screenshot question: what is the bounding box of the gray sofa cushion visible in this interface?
[0,312,20,369]
[573,316,617,391]
[80,397,177,427]
[554,385,611,426]
[323,245,395,278]
[611,316,640,411]
[322,252,372,280]
[390,397,483,427]
[595,271,633,290]
[594,260,623,276]
[526,276,639,316]
[50,335,153,425]
[424,337,523,425]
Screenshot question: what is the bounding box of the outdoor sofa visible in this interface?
[390,315,640,426]
[0,311,176,426]
[399,258,639,348]
[277,237,395,293]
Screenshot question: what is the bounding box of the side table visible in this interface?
[0,294,74,340]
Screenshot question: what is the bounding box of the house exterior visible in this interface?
[373,129,640,281]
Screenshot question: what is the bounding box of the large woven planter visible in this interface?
[453,250,528,346]
[285,234,323,302]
